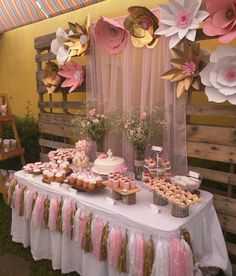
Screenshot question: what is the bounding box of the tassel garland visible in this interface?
[7,178,17,206]
[117,230,128,274]
[44,197,50,229]
[82,213,93,253]
[100,223,109,262]
[143,236,154,276]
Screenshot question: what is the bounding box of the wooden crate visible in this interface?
[34,32,86,162]
[187,92,236,272]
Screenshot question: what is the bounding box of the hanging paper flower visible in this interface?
[155,0,209,49]
[64,15,90,58]
[93,16,128,54]
[203,0,236,43]
[124,6,159,48]
[58,61,84,93]
[51,28,73,65]
[161,41,208,98]
[42,62,61,94]
[200,46,236,105]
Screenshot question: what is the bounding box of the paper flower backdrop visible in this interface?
[155,0,208,49]
[124,6,159,48]
[42,62,60,94]
[162,41,208,97]
[203,0,236,43]
[51,28,73,65]
[64,15,90,58]
[58,61,84,93]
[93,16,128,54]
[200,46,236,104]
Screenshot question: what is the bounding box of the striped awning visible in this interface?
[0,0,101,33]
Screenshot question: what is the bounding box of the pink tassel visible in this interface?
[78,209,90,246]
[135,234,146,276]
[14,184,25,216]
[108,227,122,267]
[48,197,61,232]
[62,199,75,236]
[24,190,35,220]
[93,218,106,260]
[34,194,46,227]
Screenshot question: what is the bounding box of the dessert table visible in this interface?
[11,170,232,275]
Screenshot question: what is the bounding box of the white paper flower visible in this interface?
[155,0,208,48]
[200,46,236,105]
[51,28,73,65]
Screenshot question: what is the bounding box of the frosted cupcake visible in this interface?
[88,179,96,190]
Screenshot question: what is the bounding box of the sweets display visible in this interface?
[171,175,201,191]
[92,149,125,175]
[143,156,171,180]
[23,162,45,175]
[48,148,76,163]
[0,138,17,153]
[107,173,136,191]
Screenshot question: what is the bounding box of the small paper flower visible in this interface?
[58,61,84,93]
[64,15,90,58]
[203,0,236,43]
[140,112,147,120]
[51,28,73,65]
[155,0,209,48]
[93,16,128,54]
[98,153,107,159]
[42,62,60,94]
[88,109,96,116]
[200,46,236,105]
[161,41,208,97]
[124,6,159,48]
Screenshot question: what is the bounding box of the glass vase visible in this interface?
[95,139,105,157]
[134,149,145,180]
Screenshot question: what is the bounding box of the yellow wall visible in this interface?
[0,0,233,118]
[0,0,166,118]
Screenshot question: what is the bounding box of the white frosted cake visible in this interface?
[92,149,125,175]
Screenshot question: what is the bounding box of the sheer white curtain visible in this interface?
[87,13,187,175]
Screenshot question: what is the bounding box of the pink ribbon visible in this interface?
[92,218,106,260]
[62,199,75,236]
[24,190,35,220]
[48,197,61,232]
[135,234,146,276]
[34,194,46,227]
[108,227,122,267]
[14,184,25,216]
[78,209,90,246]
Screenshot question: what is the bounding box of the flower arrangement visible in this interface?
[72,108,109,152]
[118,107,166,160]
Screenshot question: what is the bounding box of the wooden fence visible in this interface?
[35,32,236,273]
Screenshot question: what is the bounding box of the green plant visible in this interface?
[1,102,40,170]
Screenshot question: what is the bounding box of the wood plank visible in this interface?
[0,148,25,161]
[39,138,74,149]
[35,52,56,62]
[217,213,236,235]
[40,152,49,162]
[186,105,236,118]
[187,125,236,146]
[0,115,15,122]
[38,101,85,110]
[34,33,56,50]
[226,242,236,257]
[213,194,236,217]
[39,112,77,125]
[187,141,236,163]
[189,166,236,187]
[39,122,80,139]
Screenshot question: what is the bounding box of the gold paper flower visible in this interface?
[124,6,159,48]
[161,41,208,98]
[42,62,60,94]
[64,15,90,58]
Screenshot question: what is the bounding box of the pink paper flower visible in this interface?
[140,112,147,120]
[181,61,197,76]
[93,16,128,54]
[88,108,96,116]
[58,61,84,93]
[203,0,236,43]
[98,153,107,159]
[114,165,128,174]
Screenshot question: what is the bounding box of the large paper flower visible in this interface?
[200,46,236,104]
[51,28,73,65]
[203,0,236,43]
[64,15,90,58]
[42,62,60,94]
[155,0,208,49]
[93,16,128,54]
[58,61,84,93]
[124,6,159,48]
[162,41,208,97]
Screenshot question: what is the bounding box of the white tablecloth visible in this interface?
[11,170,232,275]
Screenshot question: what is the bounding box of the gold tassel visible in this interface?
[117,230,128,274]
[7,179,17,206]
[82,213,93,253]
[180,227,195,264]
[31,192,38,214]
[44,197,50,229]
[56,199,63,232]
[100,223,109,262]
[19,187,26,217]
[71,206,76,240]
[143,236,154,276]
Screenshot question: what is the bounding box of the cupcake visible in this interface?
[83,177,89,189]
[88,179,96,190]
[69,173,77,185]
[47,172,55,182]
[96,176,103,187]
[55,172,64,183]
[33,168,41,175]
[76,175,83,187]
[42,170,49,181]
